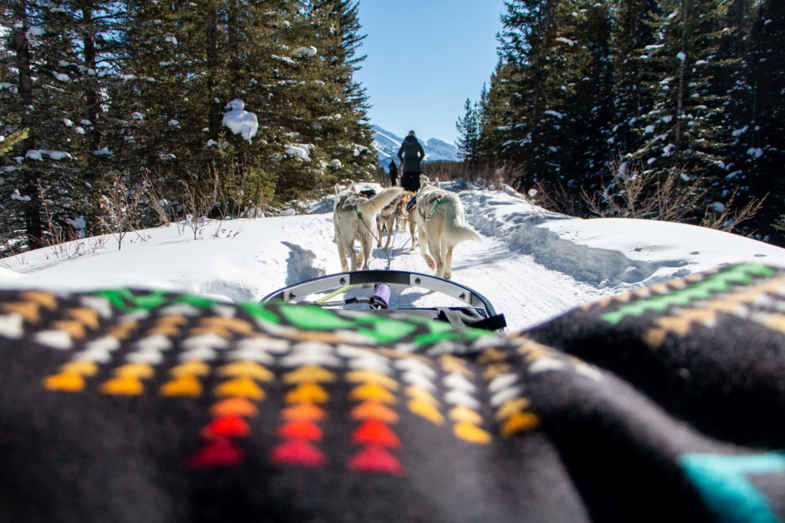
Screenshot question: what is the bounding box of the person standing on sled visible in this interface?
[397,130,425,210]
[388,159,399,187]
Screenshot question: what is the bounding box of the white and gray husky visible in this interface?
[333,184,404,272]
[413,175,481,279]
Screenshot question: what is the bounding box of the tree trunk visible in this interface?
[675,0,690,153]
[82,2,104,235]
[14,0,43,248]
[206,6,222,139]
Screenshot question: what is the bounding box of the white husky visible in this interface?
[414,175,481,279]
[333,184,404,272]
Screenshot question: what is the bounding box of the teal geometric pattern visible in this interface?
[680,452,785,523]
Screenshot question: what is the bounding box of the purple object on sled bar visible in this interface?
[371,284,391,310]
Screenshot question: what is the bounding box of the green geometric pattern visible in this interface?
[601,264,775,325]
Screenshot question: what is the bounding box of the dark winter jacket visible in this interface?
[388,161,398,182]
[397,135,425,174]
[1,264,785,522]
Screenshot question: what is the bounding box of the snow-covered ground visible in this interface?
[1,186,784,332]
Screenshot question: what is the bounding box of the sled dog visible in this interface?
[334,184,404,271]
[396,191,418,250]
[414,175,481,279]
[376,194,404,251]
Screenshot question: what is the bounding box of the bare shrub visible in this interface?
[100,177,147,250]
[180,166,220,240]
[529,180,584,217]
[423,161,526,189]
[700,188,766,233]
[580,158,706,221]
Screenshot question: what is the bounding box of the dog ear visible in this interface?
[334,183,342,195]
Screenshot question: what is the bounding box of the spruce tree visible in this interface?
[456,98,480,165]
[632,0,731,185]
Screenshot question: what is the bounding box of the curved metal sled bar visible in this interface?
[262,270,497,317]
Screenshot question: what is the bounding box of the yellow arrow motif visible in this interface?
[214,377,265,400]
[454,421,492,445]
[68,308,100,329]
[115,363,155,380]
[345,370,400,390]
[349,383,397,405]
[52,321,87,339]
[106,320,138,340]
[170,360,211,378]
[101,376,144,396]
[405,385,438,406]
[160,375,202,397]
[199,317,255,334]
[495,398,531,422]
[1,302,40,323]
[59,361,99,377]
[283,365,336,384]
[449,406,484,425]
[285,383,330,404]
[44,373,85,392]
[22,291,58,310]
[407,398,444,426]
[218,361,274,382]
[440,355,473,377]
[501,412,540,438]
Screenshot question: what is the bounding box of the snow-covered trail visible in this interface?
[3,186,784,334]
[352,229,611,331]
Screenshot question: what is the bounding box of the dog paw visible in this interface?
[426,259,436,270]
[444,273,451,280]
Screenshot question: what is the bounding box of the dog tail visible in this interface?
[359,186,404,217]
[445,202,482,246]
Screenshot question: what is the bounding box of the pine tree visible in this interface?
[456,98,480,165]
[632,0,731,185]
[609,0,661,157]
[0,1,89,249]
[477,60,514,163]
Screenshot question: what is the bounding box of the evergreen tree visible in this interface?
[456,98,480,165]
[609,0,661,157]
[477,60,514,163]
[632,0,731,185]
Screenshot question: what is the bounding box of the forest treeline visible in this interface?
[457,0,784,244]
[0,0,377,254]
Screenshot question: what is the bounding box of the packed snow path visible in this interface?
[2,188,784,332]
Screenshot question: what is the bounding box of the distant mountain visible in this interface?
[371,125,459,166]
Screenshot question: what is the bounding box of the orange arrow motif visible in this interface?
[170,361,211,378]
[281,403,328,421]
[349,383,397,405]
[283,366,336,384]
[210,397,259,418]
[115,363,155,379]
[345,370,400,390]
[160,375,202,397]
[285,383,330,404]
[44,373,85,392]
[218,361,274,382]
[101,376,144,396]
[214,377,265,400]
[59,361,98,377]
[495,398,531,421]
[350,401,400,424]
[501,412,540,438]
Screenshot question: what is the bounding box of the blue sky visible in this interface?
[354,0,507,145]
